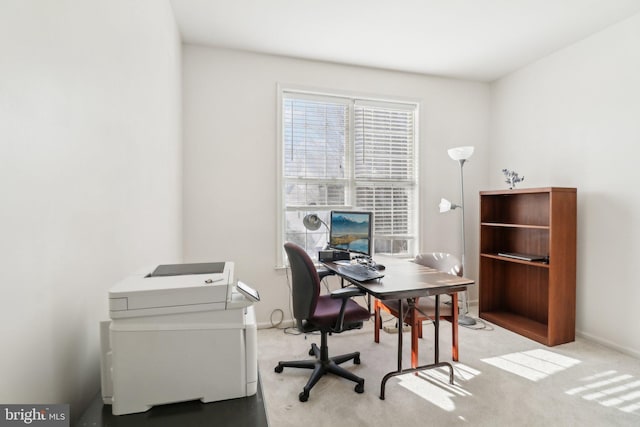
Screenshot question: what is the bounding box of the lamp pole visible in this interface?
[457,157,476,326]
[445,146,476,326]
[458,158,467,276]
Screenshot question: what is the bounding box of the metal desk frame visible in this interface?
[322,259,474,399]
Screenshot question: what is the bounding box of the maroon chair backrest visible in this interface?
[284,242,321,328]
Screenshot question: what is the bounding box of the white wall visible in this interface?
[0,0,182,419]
[182,46,490,326]
[490,13,640,357]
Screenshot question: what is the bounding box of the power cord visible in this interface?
[280,266,300,335]
[269,309,284,328]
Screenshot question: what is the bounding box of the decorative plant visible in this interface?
[502,169,524,189]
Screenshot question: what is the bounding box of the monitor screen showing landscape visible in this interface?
[329,211,373,257]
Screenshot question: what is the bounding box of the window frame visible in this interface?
[276,85,420,267]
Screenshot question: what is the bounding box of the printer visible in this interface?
[100,262,258,416]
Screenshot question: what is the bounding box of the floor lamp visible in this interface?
[439,146,476,326]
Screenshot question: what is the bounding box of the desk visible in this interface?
[322,258,475,399]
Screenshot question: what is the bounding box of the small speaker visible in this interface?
[318,250,351,261]
[318,250,335,262]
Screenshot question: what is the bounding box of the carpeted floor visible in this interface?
[257,309,640,426]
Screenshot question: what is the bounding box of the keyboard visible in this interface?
[337,263,384,282]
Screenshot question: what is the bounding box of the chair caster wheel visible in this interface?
[274,365,283,373]
[355,382,365,394]
[299,391,309,402]
[354,355,361,364]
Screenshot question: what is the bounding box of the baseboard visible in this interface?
[257,318,295,330]
[576,329,640,359]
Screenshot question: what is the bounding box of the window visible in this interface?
[278,89,418,264]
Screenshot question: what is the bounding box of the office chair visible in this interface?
[275,242,370,402]
[373,252,462,368]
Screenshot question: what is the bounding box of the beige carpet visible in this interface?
[257,311,640,426]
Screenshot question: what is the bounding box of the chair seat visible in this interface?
[309,295,370,328]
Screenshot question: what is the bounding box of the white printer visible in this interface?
[100,262,258,416]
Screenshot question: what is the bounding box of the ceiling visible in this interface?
[170,0,640,82]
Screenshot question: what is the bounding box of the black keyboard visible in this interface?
[337,263,384,282]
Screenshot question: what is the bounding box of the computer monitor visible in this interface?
[329,210,373,257]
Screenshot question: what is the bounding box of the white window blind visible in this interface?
[279,90,418,264]
[354,102,417,255]
[283,96,349,205]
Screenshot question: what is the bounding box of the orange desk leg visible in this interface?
[374,299,381,343]
[410,308,419,369]
[451,292,459,362]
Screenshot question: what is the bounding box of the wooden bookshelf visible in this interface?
[479,187,577,346]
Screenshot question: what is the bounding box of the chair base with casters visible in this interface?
[374,295,457,368]
[275,325,365,402]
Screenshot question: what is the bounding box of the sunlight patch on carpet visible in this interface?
[481,349,580,381]
[566,370,640,415]
[397,364,479,411]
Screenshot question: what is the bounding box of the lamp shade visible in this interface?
[303,214,324,231]
[439,198,452,213]
[447,146,474,161]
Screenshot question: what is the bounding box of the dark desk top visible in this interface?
[323,257,474,300]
